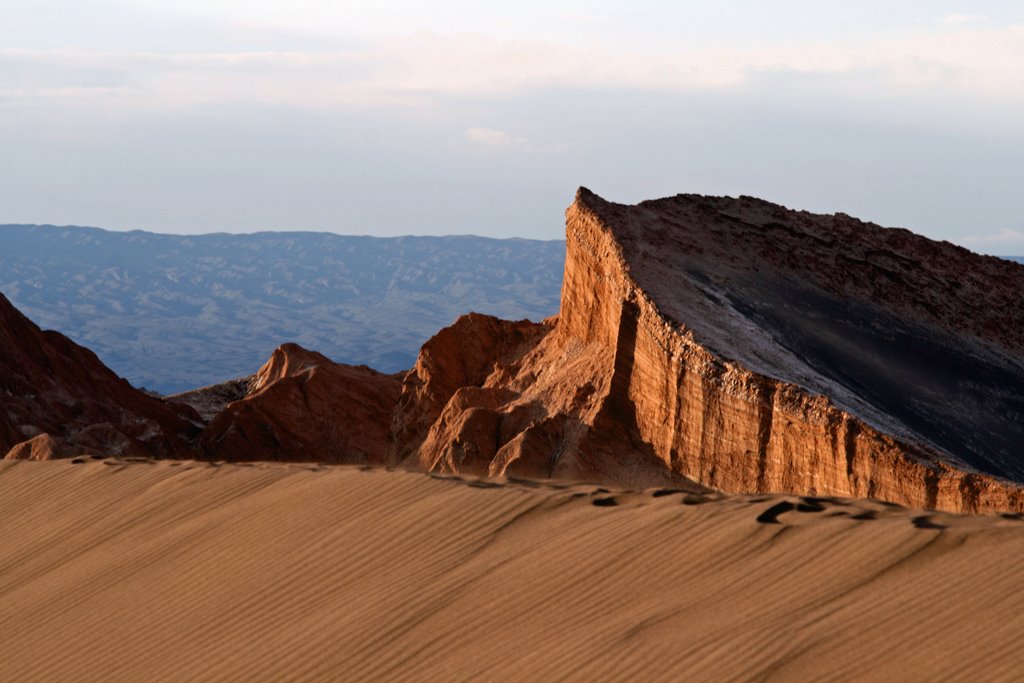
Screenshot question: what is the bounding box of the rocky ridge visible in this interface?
[0,293,200,461]
[384,189,1024,512]
[191,344,402,463]
[4,189,1023,513]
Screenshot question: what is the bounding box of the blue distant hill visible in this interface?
[0,225,565,394]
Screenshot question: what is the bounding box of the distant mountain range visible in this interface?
[0,225,565,393]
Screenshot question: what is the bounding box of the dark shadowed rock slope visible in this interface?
[0,293,200,460]
[596,191,1024,481]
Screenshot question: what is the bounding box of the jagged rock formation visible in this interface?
[385,312,704,489]
[4,190,1023,513]
[0,293,201,461]
[0,283,400,465]
[168,376,257,422]
[195,344,402,463]
[388,189,1024,513]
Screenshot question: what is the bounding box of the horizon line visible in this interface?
[0,222,567,243]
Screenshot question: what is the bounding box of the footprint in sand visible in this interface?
[755,501,796,524]
[912,515,948,530]
[757,498,854,524]
[467,479,505,489]
[796,499,827,513]
[681,493,711,505]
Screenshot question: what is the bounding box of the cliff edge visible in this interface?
[5,188,1023,513]
[389,188,1024,512]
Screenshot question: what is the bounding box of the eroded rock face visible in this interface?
[1,286,404,464]
[5,189,1023,513]
[0,293,201,460]
[384,308,710,489]
[389,189,1024,512]
[199,343,402,463]
[570,189,1024,512]
[167,376,256,423]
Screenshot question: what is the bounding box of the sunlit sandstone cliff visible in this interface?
[4,189,1023,513]
[388,189,1024,513]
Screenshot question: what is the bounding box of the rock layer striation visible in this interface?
[388,189,1024,512]
[4,189,1023,513]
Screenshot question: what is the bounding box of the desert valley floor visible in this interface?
[3,458,1023,682]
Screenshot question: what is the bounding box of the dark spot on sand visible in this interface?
[467,480,504,489]
[756,501,795,524]
[912,515,947,530]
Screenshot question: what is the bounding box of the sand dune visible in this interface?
[2,460,1023,682]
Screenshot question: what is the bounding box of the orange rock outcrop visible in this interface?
[198,343,402,463]
[5,188,1023,514]
[388,189,1024,513]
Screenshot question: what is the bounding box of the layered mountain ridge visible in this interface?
[4,189,1023,513]
[0,227,563,392]
[381,188,1024,511]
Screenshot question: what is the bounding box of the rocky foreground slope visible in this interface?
[4,189,1023,512]
[0,293,200,461]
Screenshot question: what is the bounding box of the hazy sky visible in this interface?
[2,1,1022,252]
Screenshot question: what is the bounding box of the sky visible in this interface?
[1,1,1022,253]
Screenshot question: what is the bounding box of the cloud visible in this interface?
[3,21,1023,106]
[341,26,1024,99]
[962,229,1024,253]
[939,14,988,27]
[465,127,527,147]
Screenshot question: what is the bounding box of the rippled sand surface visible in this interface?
[2,458,1023,682]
